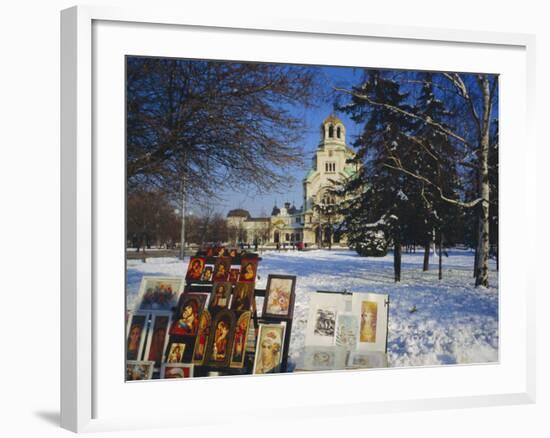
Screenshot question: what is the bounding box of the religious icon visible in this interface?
[359,301,378,343]
[231,282,254,311]
[201,265,213,282]
[205,310,236,368]
[126,314,147,360]
[185,257,205,282]
[137,277,183,311]
[213,257,231,282]
[263,275,296,318]
[238,258,257,282]
[167,343,186,363]
[229,268,240,284]
[230,311,251,368]
[217,247,227,257]
[145,315,169,367]
[253,323,285,374]
[160,363,194,379]
[169,293,207,336]
[126,361,155,381]
[228,248,238,258]
[209,282,232,311]
[192,310,211,365]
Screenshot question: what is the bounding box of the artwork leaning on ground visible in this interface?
[125,55,499,381]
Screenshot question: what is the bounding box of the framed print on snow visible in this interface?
[61,5,535,433]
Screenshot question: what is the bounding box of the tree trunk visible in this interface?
[423,240,430,271]
[438,231,443,280]
[394,239,401,282]
[180,182,186,260]
[475,77,491,288]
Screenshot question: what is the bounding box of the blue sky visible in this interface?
[188,65,364,218]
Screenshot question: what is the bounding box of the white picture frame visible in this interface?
[60,4,536,433]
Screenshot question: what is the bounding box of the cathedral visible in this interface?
[226,114,358,248]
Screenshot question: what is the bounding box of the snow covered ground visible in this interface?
[126,248,498,368]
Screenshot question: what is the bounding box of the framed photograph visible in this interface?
[143,313,171,368]
[212,257,231,282]
[201,265,214,282]
[160,363,194,379]
[230,311,252,368]
[352,293,389,353]
[126,312,148,360]
[191,310,212,365]
[205,309,237,368]
[231,282,254,311]
[125,361,155,381]
[209,282,232,311]
[169,293,208,336]
[185,257,206,282]
[253,323,286,374]
[135,276,184,312]
[262,274,296,319]
[238,257,258,282]
[61,5,534,432]
[166,342,186,363]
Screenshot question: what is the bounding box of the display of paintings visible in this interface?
[347,351,389,369]
[335,314,359,350]
[169,293,207,336]
[126,313,148,360]
[209,282,232,311]
[144,313,171,367]
[160,363,194,379]
[238,257,257,282]
[136,277,184,311]
[230,311,252,368]
[185,256,205,282]
[253,323,286,374]
[352,293,388,352]
[126,361,155,381]
[231,282,254,311]
[205,310,237,368]
[167,342,186,363]
[263,274,296,319]
[228,268,240,284]
[192,310,212,365]
[201,265,214,282]
[212,257,231,282]
[305,292,351,346]
[300,346,348,371]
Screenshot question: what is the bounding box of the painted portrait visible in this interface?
[126,361,155,381]
[231,282,254,311]
[185,256,205,282]
[335,314,358,349]
[201,265,213,282]
[209,282,232,311]
[205,310,236,368]
[263,275,296,318]
[160,363,194,379]
[167,343,186,363]
[238,258,257,283]
[146,315,169,367]
[137,277,182,311]
[229,268,240,284]
[126,314,147,360]
[359,301,378,343]
[253,323,285,374]
[213,257,231,282]
[230,311,251,368]
[228,248,238,258]
[170,293,207,336]
[192,310,211,365]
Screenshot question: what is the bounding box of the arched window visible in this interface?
[337,126,341,138]
[328,125,334,138]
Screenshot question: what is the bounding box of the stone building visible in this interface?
[226,114,358,247]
